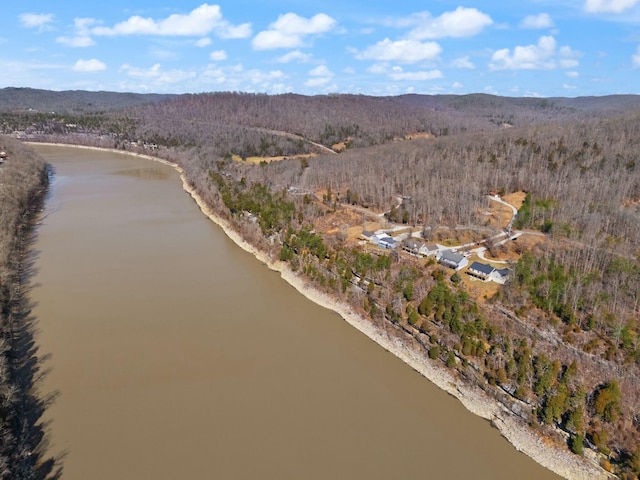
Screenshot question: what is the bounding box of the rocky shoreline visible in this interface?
[33,143,611,480]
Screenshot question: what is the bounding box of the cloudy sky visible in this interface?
[2,1,640,97]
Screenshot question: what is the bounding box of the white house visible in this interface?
[378,235,399,249]
[467,261,495,280]
[437,250,469,270]
[490,268,511,284]
[419,243,439,257]
[360,230,376,242]
[402,239,423,256]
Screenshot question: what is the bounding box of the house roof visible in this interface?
[469,261,495,275]
[496,268,511,277]
[424,243,438,251]
[440,250,465,264]
[403,239,422,249]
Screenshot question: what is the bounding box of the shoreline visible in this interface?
[31,142,610,480]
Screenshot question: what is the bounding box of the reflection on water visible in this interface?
[30,144,560,480]
[112,166,170,180]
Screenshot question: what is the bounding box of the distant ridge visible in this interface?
[393,92,640,115]
[2,87,640,118]
[0,87,176,114]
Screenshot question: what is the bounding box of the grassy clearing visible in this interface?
[231,153,314,164]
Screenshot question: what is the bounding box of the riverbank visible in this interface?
[31,142,610,480]
[0,140,61,479]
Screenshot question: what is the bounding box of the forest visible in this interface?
[1,88,640,478]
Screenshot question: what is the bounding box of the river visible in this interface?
[30,144,560,479]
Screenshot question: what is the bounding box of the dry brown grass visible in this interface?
[503,191,526,210]
[311,208,379,242]
[401,132,435,141]
[231,153,314,164]
[332,139,350,152]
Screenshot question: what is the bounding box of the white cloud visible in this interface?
[221,24,252,39]
[309,65,333,77]
[195,38,212,47]
[120,63,162,78]
[92,4,251,38]
[202,69,225,84]
[584,0,640,13]
[452,81,463,88]
[520,13,554,29]
[559,46,581,68]
[209,49,227,61]
[150,47,179,61]
[193,64,292,93]
[276,50,312,63]
[356,38,441,63]
[19,13,54,30]
[566,71,580,77]
[252,30,300,50]
[633,45,640,67]
[389,69,443,81]
[489,36,580,70]
[73,59,106,72]
[367,63,390,75]
[56,18,98,48]
[405,7,493,40]
[451,56,475,69]
[305,77,332,87]
[563,83,577,89]
[559,58,579,68]
[57,36,95,47]
[246,69,286,89]
[272,13,336,35]
[73,18,97,35]
[119,63,197,85]
[252,13,336,50]
[305,64,334,87]
[366,63,442,81]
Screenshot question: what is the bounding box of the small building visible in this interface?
[419,243,439,257]
[378,236,399,249]
[360,230,375,242]
[467,261,495,280]
[491,268,511,284]
[362,230,400,249]
[402,238,424,256]
[437,250,469,270]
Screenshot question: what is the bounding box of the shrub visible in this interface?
[569,433,584,455]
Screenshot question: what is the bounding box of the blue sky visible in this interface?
[2,1,640,97]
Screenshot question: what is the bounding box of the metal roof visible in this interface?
[469,261,495,275]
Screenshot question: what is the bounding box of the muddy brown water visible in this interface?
[30,145,560,479]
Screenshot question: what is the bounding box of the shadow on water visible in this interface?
[0,169,63,479]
